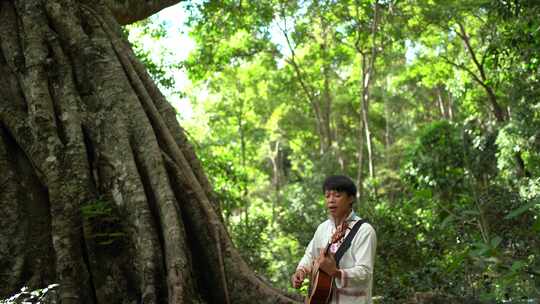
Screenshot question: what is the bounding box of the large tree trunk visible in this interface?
[0,1,299,303]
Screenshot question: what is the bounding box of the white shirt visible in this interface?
[297,211,377,304]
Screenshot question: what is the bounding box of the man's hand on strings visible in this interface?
[317,248,340,278]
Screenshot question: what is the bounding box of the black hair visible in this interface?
[322,175,357,197]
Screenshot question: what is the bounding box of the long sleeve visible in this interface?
[335,224,377,289]
[296,222,326,273]
[297,237,315,273]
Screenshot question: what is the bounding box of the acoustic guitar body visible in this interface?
[303,220,366,304]
[306,269,333,304]
[305,221,356,304]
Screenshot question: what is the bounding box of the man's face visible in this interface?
[325,190,353,221]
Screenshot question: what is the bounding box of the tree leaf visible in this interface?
[504,199,539,220]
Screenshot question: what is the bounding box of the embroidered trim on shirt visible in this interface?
[336,288,366,297]
[340,269,348,288]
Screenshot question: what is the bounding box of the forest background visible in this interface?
[127,0,540,302]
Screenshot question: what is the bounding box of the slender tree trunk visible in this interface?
[384,85,391,154]
[352,0,382,198]
[0,1,299,303]
[322,63,333,153]
[436,86,448,120]
[236,97,250,227]
[314,102,327,155]
[270,140,282,226]
[355,121,365,201]
[354,1,381,181]
[360,70,375,178]
[333,116,346,171]
[317,0,334,155]
[447,91,454,121]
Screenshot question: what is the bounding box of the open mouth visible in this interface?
[328,206,337,213]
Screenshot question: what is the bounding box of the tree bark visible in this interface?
[105,0,181,25]
[360,60,375,179]
[0,1,299,303]
[355,121,365,200]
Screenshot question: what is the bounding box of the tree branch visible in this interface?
[353,0,363,53]
[276,4,317,105]
[456,21,488,83]
[439,54,485,87]
[104,0,182,25]
[453,21,506,121]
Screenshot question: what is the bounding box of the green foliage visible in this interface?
[230,215,270,272]
[184,0,276,81]
[496,122,540,180]
[403,121,465,196]
[277,177,328,245]
[124,18,177,90]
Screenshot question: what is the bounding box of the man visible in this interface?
[291,175,377,304]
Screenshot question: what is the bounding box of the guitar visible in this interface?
[306,224,348,304]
